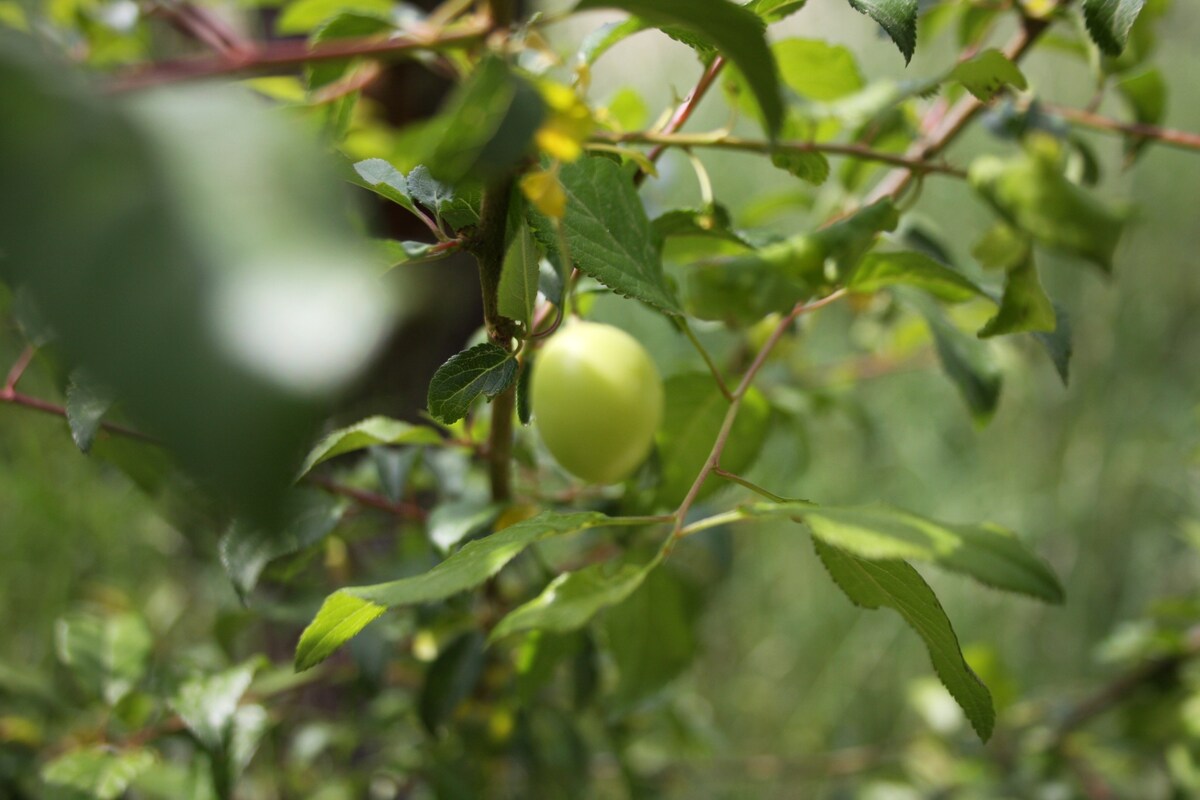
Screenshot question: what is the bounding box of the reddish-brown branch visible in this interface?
[304,474,427,520]
[634,56,726,186]
[109,22,488,91]
[0,386,159,443]
[3,346,35,392]
[1044,103,1200,153]
[867,9,1055,203]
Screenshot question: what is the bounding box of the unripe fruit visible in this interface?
[531,320,663,484]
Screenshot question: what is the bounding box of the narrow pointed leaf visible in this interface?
[298,415,442,478]
[847,0,919,63]
[498,224,541,328]
[850,251,985,302]
[814,539,995,740]
[978,257,1056,338]
[1083,0,1147,56]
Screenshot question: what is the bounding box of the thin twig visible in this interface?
[668,290,847,548]
[634,56,726,186]
[0,387,158,443]
[109,22,489,91]
[712,468,793,503]
[679,321,732,400]
[3,346,35,392]
[304,474,427,520]
[597,131,968,178]
[1043,102,1200,153]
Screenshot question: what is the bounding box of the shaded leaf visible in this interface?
[745,0,809,24]
[407,165,482,230]
[913,298,1002,422]
[814,539,995,740]
[420,632,485,734]
[220,490,347,600]
[770,149,830,185]
[428,500,501,552]
[298,415,442,478]
[978,257,1055,338]
[348,158,418,215]
[499,224,541,328]
[306,12,393,92]
[575,0,784,136]
[773,38,864,101]
[1033,303,1073,385]
[427,343,519,425]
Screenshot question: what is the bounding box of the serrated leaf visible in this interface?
[298,415,442,478]
[847,0,919,63]
[427,343,519,425]
[66,369,113,454]
[220,490,348,600]
[349,158,418,215]
[814,539,995,740]
[43,747,156,800]
[491,561,654,642]
[770,149,830,185]
[751,502,1063,602]
[407,165,482,230]
[295,511,637,670]
[850,251,984,302]
[978,256,1056,337]
[578,18,648,65]
[55,612,153,706]
[498,224,540,328]
[575,0,784,137]
[419,632,485,734]
[968,148,1125,271]
[949,48,1028,101]
[655,373,770,507]
[744,0,808,23]
[424,56,545,184]
[1083,0,1147,56]
[531,156,680,313]
[170,661,259,752]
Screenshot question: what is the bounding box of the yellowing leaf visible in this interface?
[534,82,595,162]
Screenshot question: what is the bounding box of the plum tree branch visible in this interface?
[668,290,847,547]
[597,130,968,178]
[634,56,726,186]
[1043,102,1200,153]
[108,21,489,91]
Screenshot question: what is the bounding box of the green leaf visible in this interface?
[744,0,808,23]
[948,48,1028,101]
[516,358,533,425]
[228,704,270,779]
[55,612,153,706]
[427,343,519,425]
[850,251,984,302]
[424,56,546,184]
[977,257,1056,338]
[295,511,630,670]
[814,539,995,741]
[276,0,392,35]
[968,146,1126,271]
[532,156,680,313]
[1083,0,1147,56]
[298,415,442,478]
[348,158,418,215]
[220,490,348,600]
[66,369,113,455]
[575,0,784,137]
[490,561,654,642]
[1033,303,1073,385]
[605,565,702,708]
[750,502,1063,602]
[419,632,485,734]
[912,297,1002,423]
[306,12,393,92]
[407,165,482,230]
[428,500,501,552]
[170,660,259,752]
[847,0,919,63]
[971,223,1030,272]
[1116,67,1166,159]
[579,19,649,65]
[499,224,541,329]
[773,38,864,101]
[43,747,156,800]
[652,205,752,247]
[770,149,830,185]
[655,373,770,507]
